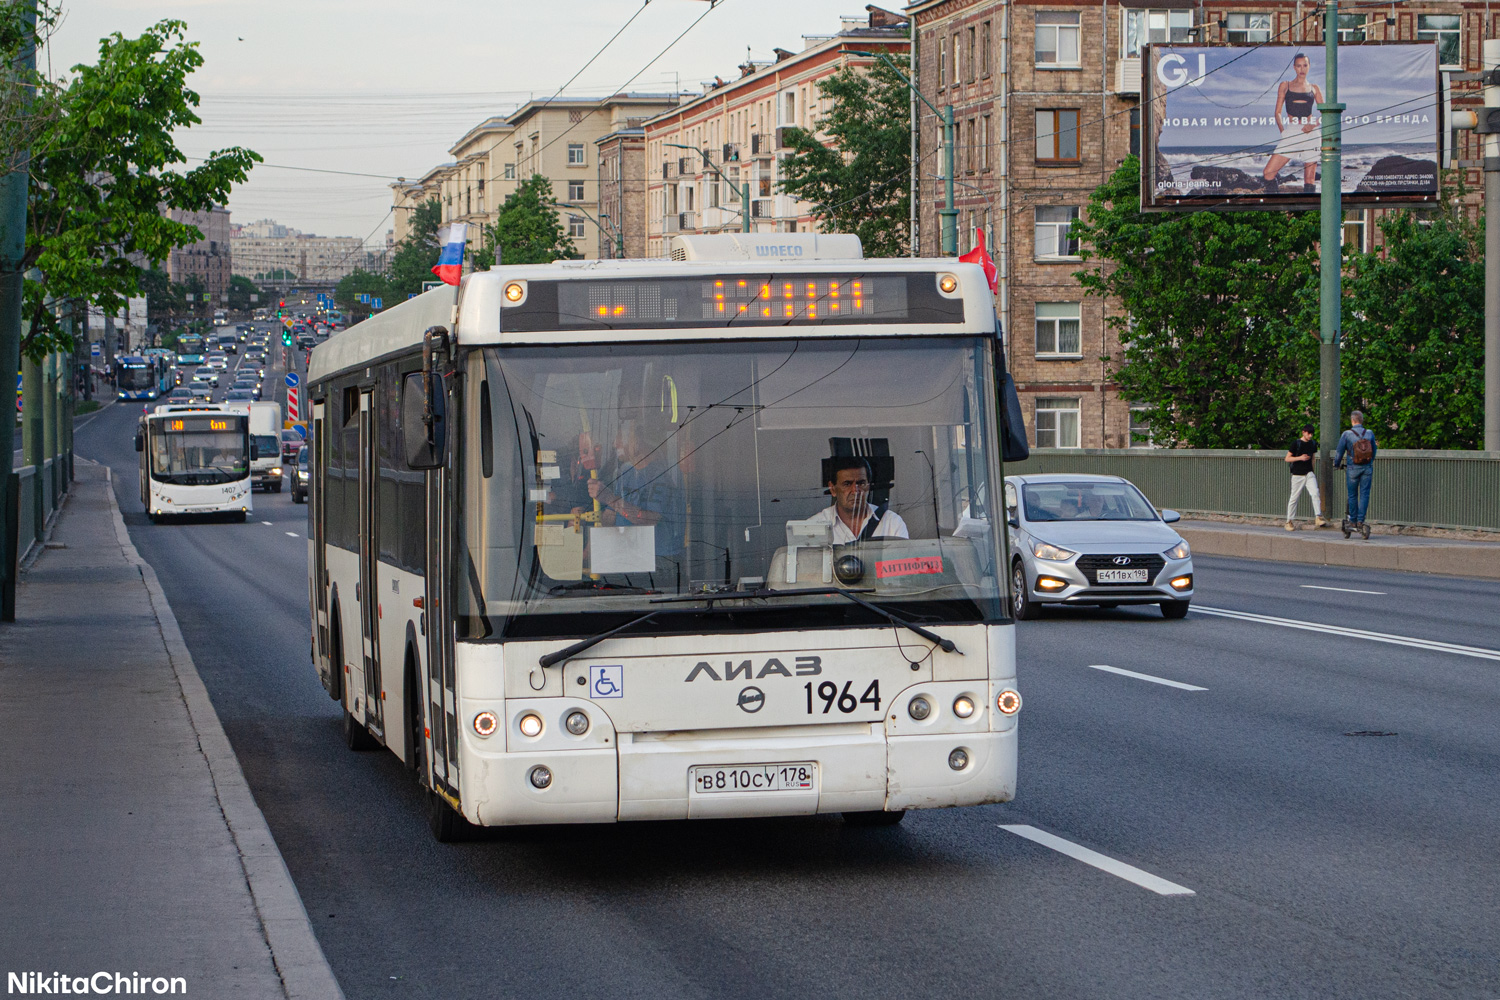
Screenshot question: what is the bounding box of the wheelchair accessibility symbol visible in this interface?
[589,664,624,699]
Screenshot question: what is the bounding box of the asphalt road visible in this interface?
[74,386,1500,1000]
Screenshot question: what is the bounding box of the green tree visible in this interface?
[334,268,393,318]
[474,175,579,268]
[386,198,443,298]
[1072,157,1323,448]
[137,266,184,325]
[1340,203,1484,448]
[226,274,260,313]
[776,55,912,257]
[20,19,259,360]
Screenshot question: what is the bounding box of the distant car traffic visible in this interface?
[290,445,309,504]
[280,429,303,465]
[166,387,193,404]
[224,388,255,404]
[1004,473,1194,620]
[205,353,228,370]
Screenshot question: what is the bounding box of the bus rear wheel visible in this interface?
[342,708,378,751]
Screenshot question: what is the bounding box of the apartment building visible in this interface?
[167,206,231,304]
[230,226,369,283]
[596,126,647,258]
[391,163,451,244]
[641,9,910,259]
[909,0,1488,450]
[440,116,518,238]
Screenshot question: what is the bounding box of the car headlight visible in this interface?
[1164,541,1190,560]
[1029,539,1077,562]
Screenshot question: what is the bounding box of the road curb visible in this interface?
[1179,525,1500,580]
[100,465,345,1000]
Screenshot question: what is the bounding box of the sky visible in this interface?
[48,0,879,245]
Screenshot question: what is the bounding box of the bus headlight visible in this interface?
[907,696,932,721]
[528,765,553,789]
[948,747,970,770]
[952,695,975,719]
[564,710,590,736]
[504,281,526,303]
[518,712,543,737]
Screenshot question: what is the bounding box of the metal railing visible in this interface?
[1004,448,1500,532]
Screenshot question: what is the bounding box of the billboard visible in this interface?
[1142,44,1441,210]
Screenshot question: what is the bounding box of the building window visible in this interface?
[966,26,977,82]
[952,31,962,84]
[1342,211,1366,252]
[1035,302,1082,356]
[567,143,586,165]
[1225,13,1271,44]
[1337,13,1366,41]
[982,21,992,76]
[568,180,585,201]
[1128,407,1154,448]
[980,114,991,170]
[1036,398,1081,448]
[966,117,978,172]
[569,215,586,238]
[938,36,947,88]
[1035,11,1081,67]
[1418,14,1462,68]
[1036,109,1081,163]
[1123,9,1193,57]
[1035,206,1081,258]
[1129,106,1141,157]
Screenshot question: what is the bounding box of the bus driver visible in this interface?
[800,456,909,544]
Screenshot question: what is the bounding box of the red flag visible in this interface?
[959,228,999,294]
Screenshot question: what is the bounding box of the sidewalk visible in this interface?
[0,463,342,999]
[1178,518,1500,579]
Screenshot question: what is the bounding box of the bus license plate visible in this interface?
[1097,569,1149,583]
[691,762,816,794]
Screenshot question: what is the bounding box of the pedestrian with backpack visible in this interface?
[1333,410,1377,539]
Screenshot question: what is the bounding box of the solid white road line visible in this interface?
[1193,605,1500,661]
[1085,663,1207,691]
[1299,584,1386,595]
[999,825,1195,896]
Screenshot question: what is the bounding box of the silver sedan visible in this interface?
[1005,474,1194,620]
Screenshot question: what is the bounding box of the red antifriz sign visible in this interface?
[875,556,944,580]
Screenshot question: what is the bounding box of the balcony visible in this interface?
[749,133,773,157]
[751,198,775,219]
[662,161,676,180]
[678,156,693,175]
[678,211,697,230]
[1115,57,1142,95]
[663,214,682,233]
[775,126,795,149]
[722,142,740,162]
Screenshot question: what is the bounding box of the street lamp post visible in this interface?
[664,142,751,233]
[1317,0,1346,522]
[847,49,956,256]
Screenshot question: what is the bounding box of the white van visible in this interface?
[249,401,284,492]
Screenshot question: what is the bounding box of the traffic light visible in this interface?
[277,299,285,320]
[282,328,292,346]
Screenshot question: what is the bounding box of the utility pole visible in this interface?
[847,50,957,255]
[1316,1,1345,521]
[0,0,37,622]
[1485,39,1500,450]
[664,142,750,233]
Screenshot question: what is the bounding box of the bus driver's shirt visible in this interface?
[803,504,910,545]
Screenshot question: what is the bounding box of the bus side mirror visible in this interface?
[997,363,1030,463]
[250,440,261,460]
[134,430,144,453]
[402,371,446,469]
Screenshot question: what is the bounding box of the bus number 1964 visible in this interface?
[805,680,881,715]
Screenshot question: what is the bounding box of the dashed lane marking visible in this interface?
[1299,584,1386,595]
[1085,664,1206,691]
[262,521,273,525]
[285,532,299,538]
[1192,606,1500,661]
[999,825,1195,896]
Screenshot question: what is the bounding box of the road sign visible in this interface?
[284,372,300,389]
[287,386,299,422]
[373,298,382,310]
[292,424,307,438]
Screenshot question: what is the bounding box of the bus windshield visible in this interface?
[118,365,157,391]
[459,336,1006,639]
[150,422,248,485]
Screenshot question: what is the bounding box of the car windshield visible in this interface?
[251,433,278,459]
[150,425,248,485]
[455,337,1007,640]
[1021,482,1158,521]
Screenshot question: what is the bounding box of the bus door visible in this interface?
[358,388,384,739]
[422,373,459,798]
[311,399,333,697]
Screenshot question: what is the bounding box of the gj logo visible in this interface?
[589,664,624,699]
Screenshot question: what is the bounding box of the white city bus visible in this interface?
[136,403,253,522]
[306,234,1024,840]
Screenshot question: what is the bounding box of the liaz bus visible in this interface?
[176,334,206,365]
[135,403,253,521]
[115,354,170,401]
[306,234,1025,841]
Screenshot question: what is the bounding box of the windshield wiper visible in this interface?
[537,611,659,668]
[651,588,961,654]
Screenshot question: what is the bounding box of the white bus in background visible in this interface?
[306,234,1026,841]
[136,403,252,522]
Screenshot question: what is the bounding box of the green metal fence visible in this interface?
[1004,449,1500,532]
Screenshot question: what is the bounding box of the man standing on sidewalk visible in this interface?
[1284,424,1325,530]
[1333,410,1377,540]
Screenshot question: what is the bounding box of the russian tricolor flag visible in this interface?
[430,222,468,285]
